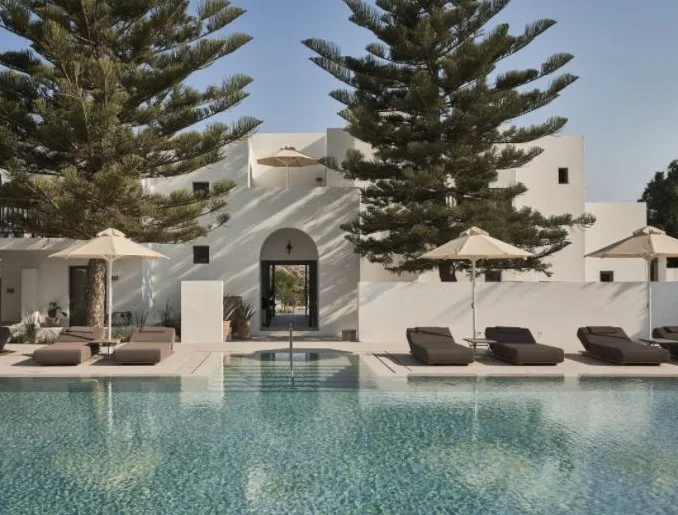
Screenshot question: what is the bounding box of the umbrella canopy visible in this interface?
[422,227,533,338]
[587,226,678,259]
[587,226,678,338]
[50,228,168,340]
[256,146,318,188]
[50,228,167,261]
[421,227,533,261]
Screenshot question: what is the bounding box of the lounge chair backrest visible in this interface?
[406,327,454,348]
[577,326,629,350]
[485,326,536,344]
[130,327,175,343]
[653,326,678,340]
[57,326,105,343]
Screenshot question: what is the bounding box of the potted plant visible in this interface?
[44,302,67,327]
[235,301,255,340]
[223,295,241,342]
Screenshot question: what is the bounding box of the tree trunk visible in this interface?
[86,259,107,327]
[438,262,457,282]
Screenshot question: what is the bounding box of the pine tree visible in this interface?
[0,0,261,323]
[303,0,593,281]
[640,160,678,236]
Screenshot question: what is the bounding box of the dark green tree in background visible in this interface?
[640,160,678,236]
[303,0,594,280]
[0,0,260,323]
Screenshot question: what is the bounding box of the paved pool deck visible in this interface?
[2,340,678,380]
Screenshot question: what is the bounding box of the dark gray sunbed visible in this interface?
[33,326,105,366]
[484,327,564,365]
[577,326,670,365]
[652,326,678,359]
[405,327,474,365]
[113,327,175,365]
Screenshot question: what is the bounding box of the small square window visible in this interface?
[485,270,502,282]
[193,246,210,264]
[558,168,569,184]
[192,182,210,196]
[600,271,614,282]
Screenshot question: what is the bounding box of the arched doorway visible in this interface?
[260,228,319,330]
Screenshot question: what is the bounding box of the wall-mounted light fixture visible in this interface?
[286,240,293,255]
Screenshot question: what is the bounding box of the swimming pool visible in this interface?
[1,352,677,514]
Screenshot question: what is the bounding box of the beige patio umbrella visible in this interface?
[50,228,168,340]
[256,146,318,188]
[587,226,678,338]
[421,227,533,337]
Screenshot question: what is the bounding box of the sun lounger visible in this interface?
[113,327,175,365]
[577,326,670,365]
[651,326,678,359]
[484,327,564,365]
[405,327,474,365]
[32,326,105,366]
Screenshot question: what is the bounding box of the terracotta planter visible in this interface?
[223,320,231,342]
[236,320,251,340]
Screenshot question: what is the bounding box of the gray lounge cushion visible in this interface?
[577,326,670,364]
[32,326,103,365]
[113,326,175,365]
[651,326,678,358]
[485,326,564,365]
[56,326,106,343]
[113,343,172,365]
[33,342,93,365]
[405,327,474,365]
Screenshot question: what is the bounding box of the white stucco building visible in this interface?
[0,129,656,336]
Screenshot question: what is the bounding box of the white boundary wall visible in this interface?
[181,281,223,343]
[359,282,678,352]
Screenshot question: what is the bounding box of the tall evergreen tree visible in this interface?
[0,0,260,323]
[303,0,593,281]
[640,160,678,236]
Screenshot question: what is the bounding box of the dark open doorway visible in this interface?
[69,266,89,326]
[261,260,318,330]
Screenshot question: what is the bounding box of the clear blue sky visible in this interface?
[2,1,677,202]
[215,0,678,203]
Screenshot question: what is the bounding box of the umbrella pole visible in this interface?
[471,259,477,337]
[647,258,652,339]
[107,259,113,341]
[287,164,290,189]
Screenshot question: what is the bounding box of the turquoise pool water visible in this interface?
[1,352,677,514]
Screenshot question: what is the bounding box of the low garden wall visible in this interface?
[359,281,678,353]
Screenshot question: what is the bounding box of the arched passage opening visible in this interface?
[260,228,319,330]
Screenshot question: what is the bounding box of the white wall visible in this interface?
[181,281,223,343]
[0,250,143,323]
[147,138,360,337]
[584,202,648,281]
[359,281,678,351]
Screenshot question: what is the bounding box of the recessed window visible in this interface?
[600,271,614,282]
[558,168,569,184]
[192,182,210,196]
[193,246,210,264]
[485,270,502,282]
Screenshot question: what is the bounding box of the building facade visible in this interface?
[0,129,654,336]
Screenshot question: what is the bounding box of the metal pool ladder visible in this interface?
[289,322,294,382]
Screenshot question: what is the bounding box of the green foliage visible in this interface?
[274,269,304,309]
[11,313,40,343]
[640,160,678,236]
[0,0,261,320]
[157,299,181,335]
[223,295,241,321]
[133,306,149,328]
[112,327,133,343]
[303,0,594,280]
